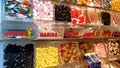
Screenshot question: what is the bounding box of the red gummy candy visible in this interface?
[77,10,82,17]
[18,10,26,15]
[71,8,78,18]
[23,2,31,7]
[72,19,77,24]
[79,16,84,23]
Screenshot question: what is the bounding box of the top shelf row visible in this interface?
[1,0,120,25]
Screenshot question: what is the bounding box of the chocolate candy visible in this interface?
[5,0,32,19]
[101,12,111,25]
[4,43,34,68]
[55,5,71,22]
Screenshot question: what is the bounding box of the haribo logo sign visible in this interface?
[3,28,33,39]
[39,30,62,38]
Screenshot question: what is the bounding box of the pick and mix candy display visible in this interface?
[71,6,85,24]
[5,0,32,19]
[33,0,54,20]
[60,43,79,64]
[36,45,59,68]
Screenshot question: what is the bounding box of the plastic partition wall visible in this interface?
[0,0,3,68]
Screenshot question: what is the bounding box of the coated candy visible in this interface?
[60,43,79,64]
[36,46,59,68]
[5,0,32,19]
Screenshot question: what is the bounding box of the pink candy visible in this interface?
[33,0,54,20]
[94,43,107,58]
[111,12,120,26]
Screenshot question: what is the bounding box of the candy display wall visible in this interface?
[1,0,120,68]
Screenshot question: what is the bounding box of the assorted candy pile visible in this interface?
[60,43,79,64]
[106,41,120,56]
[36,46,59,68]
[5,0,32,19]
[4,43,34,68]
[33,0,54,20]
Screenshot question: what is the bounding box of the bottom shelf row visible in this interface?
[2,40,120,68]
